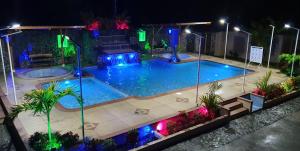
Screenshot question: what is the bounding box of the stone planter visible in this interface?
[239,93,264,112]
[131,107,229,151]
[263,90,300,108]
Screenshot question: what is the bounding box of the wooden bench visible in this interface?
[29,54,54,67]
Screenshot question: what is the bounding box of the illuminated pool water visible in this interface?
[85,60,252,97]
[42,78,127,109]
[48,60,252,109]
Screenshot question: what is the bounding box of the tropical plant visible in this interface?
[253,71,273,96]
[199,82,223,112]
[281,78,296,93]
[9,83,81,150]
[279,53,300,76]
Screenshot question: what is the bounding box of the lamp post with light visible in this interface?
[185,28,204,106]
[219,18,229,60]
[0,23,21,98]
[234,26,251,92]
[284,24,299,77]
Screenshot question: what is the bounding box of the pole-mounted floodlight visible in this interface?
[234,26,251,93]
[284,23,299,77]
[185,28,191,34]
[219,18,229,60]
[234,26,241,32]
[185,28,204,107]
[10,23,21,29]
[284,24,291,29]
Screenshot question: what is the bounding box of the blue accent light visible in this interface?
[138,125,153,139]
[117,55,123,59]
[64,80,70,84]
[168,29,172,34]
[129,53,135,59]
[106,56,112,60]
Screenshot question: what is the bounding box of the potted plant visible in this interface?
[9,82,80,150]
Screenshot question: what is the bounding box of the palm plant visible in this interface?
[10,82,81,150]
[200,82,223,112]
[253,71,272,96]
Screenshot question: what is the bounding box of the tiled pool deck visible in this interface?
[0,55,287,146]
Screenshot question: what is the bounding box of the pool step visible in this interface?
[230,107,249,120]
[223,101,243,111]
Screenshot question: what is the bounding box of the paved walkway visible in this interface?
[215,111,300,151]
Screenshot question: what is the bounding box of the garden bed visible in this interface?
[264,90,300,108]
[131,106,229,151]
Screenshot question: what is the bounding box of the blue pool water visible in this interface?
[85,60,252,97]
[46,60,252,109]
[43,78,127,109]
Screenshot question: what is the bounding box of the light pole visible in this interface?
[219,18,229,60]
[0,23,20,96]
[0,39,8,95]
[1,31,22,105]
[284,24,299,77]
[185,28,204,107]
[267,25,275,69]
[234,26,251,93]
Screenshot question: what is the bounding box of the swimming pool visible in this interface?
[43,78,127,109]
[86,60,252,97]
[49,60,252,109]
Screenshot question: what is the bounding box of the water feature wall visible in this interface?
[97,52,141,68]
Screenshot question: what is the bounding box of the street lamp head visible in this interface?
[219,18,226,25]
[10,23,21,29]
[185,28,191,34]
[284,24,291,29]
[269,25,275,28]
[234,26,240,32]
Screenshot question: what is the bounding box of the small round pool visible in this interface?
[20,67,70,79]
[161,53,192,60]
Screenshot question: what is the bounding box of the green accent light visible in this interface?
[144,41,151,50]
[57,35,69,48]
[138,29,146,42]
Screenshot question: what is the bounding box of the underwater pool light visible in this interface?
[117,55,123,59]
[129,53,135,59]
[225,65,229,68]
[64,80,70,84]
[106,56,112,60]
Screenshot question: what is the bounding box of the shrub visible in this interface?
[28,131,79,151]
[200,82,223,114]
[127,129,139,145]
[59,132,79,149]
[166,120,177,135]
[279,53,300,76]
[28,132,61,151]
[102,138,116,151]
[266,84,285,100]
[281,78,296,93]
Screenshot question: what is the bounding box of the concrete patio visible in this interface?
[0,55,287,144]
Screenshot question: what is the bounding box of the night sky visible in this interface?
[1,0,299,27]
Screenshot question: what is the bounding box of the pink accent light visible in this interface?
[198,106,209,117]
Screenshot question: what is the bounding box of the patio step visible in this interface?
[223,101,243,111]
[220,99,236,106]
[230,107,249,120]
